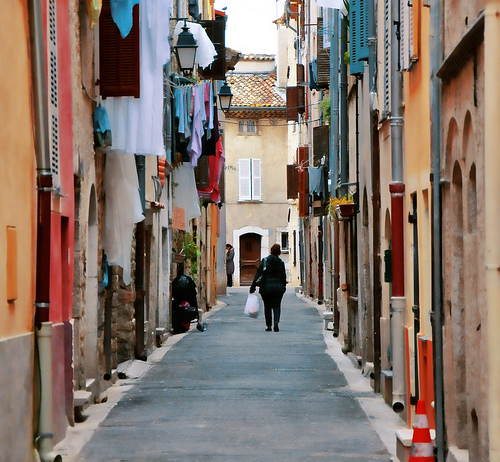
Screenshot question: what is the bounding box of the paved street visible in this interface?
[57,288,406,461]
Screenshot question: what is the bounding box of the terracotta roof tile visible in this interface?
[226,74,286,110]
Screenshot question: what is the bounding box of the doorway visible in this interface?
[239,233,261,286]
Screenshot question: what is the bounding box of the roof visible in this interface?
[226,73,286,119]
[240,54,276,61]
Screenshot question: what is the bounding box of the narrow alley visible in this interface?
[56,288,406,461]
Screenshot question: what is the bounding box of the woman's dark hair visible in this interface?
[270,244,281,256]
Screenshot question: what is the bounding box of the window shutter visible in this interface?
[99,0,140,98]
[298,147,309,217]
[251,159,262,201]
[313,125,329,166]
[400,0,417,70]
[287,164,300,199]
[297,64,305,84]
[316,17,330,88]
[199,18,226,80]
[349,0,368,75]
[297,86,305,114]
[194,155,210,189]
[383,0,391,115]
[48,0,60,188]
[287,86,299,122]
[238,159,251,201]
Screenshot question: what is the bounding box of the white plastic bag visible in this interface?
[244,293,261,318]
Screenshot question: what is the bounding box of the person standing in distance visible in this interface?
[250,244,287,332]
[226,244,235,287]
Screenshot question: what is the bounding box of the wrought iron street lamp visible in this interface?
[174,21,198,75]
[218,81,233,113]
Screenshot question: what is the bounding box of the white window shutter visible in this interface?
[239,159,251,201]
[251,159,262,201]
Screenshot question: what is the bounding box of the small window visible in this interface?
[239,120,257,134]
[280,231,289,253]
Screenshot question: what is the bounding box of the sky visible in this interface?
[214,0,285,55]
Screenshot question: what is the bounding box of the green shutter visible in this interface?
[349,0,368,75]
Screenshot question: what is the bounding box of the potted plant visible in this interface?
[328,195,356,220]
[172,231,202,277]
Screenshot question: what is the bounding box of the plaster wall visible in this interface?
[225,117,289,286]
[440,42,486,460]
[0,334,34,462]
[0,0,37,337]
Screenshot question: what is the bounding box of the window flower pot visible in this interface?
[335,203,356,219]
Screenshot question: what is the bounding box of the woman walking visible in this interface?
[250,244,287,332]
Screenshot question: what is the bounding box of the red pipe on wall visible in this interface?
[390,182,405,298]
[35,174,53,326]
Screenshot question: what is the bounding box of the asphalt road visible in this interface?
[65,288,404,461]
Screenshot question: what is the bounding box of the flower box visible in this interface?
[335,203,356,219]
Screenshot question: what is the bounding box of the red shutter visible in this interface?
[297,64,305,84]
[297,86,305,114]
[99,0,140,98]
[287,87,299,122]
[287,164,299,199]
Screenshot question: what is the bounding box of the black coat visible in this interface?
[250,254,286,295]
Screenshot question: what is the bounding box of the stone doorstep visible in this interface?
[73,390,93,408]
[396,428,436,462]
[322,310,334,330]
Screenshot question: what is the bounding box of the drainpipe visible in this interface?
[390,0,406,414]
[36,324,62,462]
[485,4,500,460]
[367,0,382,393]
[330,8,340,194]
[429,0,446,457]
[135,156,146,361]
[28,1,62,460]
[328,10,340,326]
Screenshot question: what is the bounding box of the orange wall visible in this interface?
[0,0,37,337]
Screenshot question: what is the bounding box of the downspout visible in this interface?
[429,0,446,457]
[390,0,406,414]
[334,13,348,338]
[367,0,382,393]
[135,156,146,361]
[485,4,500,461]
[28,0,62,460]
[330,9,340,194]
[329,9,340,330]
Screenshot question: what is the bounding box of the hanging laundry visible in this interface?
[198,137,225,203]
[187,84,206,167]
[172,163,202,230]
[110,0,139,38]
[104,0,173,156]
[173,21,217,69]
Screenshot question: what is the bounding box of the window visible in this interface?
[239,120,257,134]
[99,0,140,98]
[238,159,262,201]
[279,230,289,253]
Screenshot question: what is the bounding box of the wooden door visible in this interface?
[239,234,261,286]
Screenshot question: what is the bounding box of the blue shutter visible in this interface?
[349,0,368,75]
